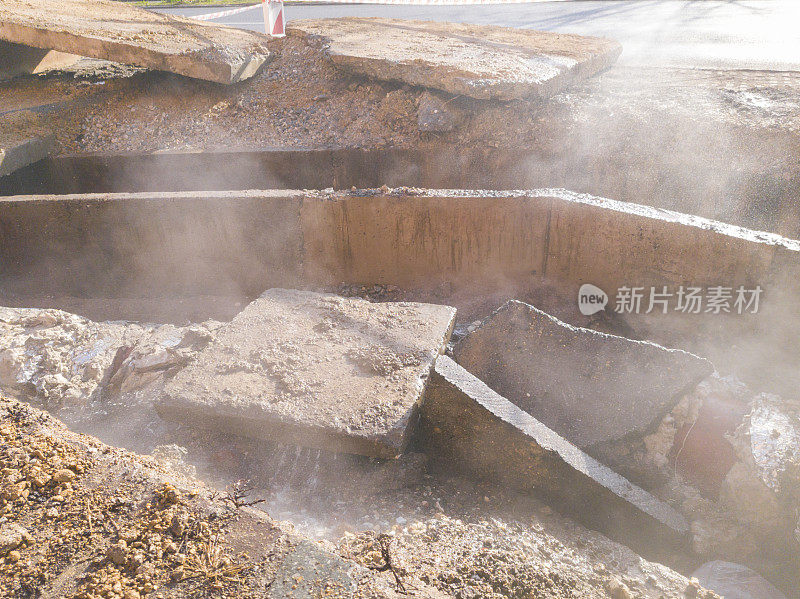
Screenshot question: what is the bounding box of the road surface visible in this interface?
[160,0,800,71]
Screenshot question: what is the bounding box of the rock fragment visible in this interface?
[454,300,713,449]
[692,561,787,599]
[0,522,27,556]
[0,135,54,178]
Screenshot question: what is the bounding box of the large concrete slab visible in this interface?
[454,300,714,449]
[160,289,456,458]
[0,0,271,84]
[0,135,54,178]
[288,18,621,101]
[421,355,690,552]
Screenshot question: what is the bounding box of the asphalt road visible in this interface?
[159,0,800,71]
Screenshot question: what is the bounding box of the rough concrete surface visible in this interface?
[161,289,456,458]
[421,355,690,553]
[288,18,621,100]
[0,0,271,84]
[454,300,714,449]
[0,135,53,178]
[300,189,800,295]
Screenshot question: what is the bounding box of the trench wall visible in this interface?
[301,189,800,296]
[0,190,303,297]
[1,188,798,302]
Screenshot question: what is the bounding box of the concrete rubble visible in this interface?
[453,300,714,450]
[288,18,621,100]
[0,306,219,406]
[160,289,456,458]
[420,355,690,553]
[0,0,271,84]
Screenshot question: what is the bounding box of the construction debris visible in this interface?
[454,300,714,449]
[0,306,218,407]
[288,18,621,101]
[0,0,271,84]
[420,355,690,553]
[161,289,456,458]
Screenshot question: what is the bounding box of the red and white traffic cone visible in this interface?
[263,0,285,38]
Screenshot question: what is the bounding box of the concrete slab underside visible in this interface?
[421,356,690,552]
[454,300,714,449]
[0,0,271,84]
[0,40,80,80]
[160,289,456,458]
[288,18,622,100]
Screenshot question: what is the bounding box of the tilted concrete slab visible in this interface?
[421,355,690,551]
[0,135,54,178]
[288,18,621,101]
[454,300,714,449]
[0,0,271,84]
[160,289,456,458]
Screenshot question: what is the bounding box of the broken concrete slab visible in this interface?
[454,300,713,449]
[288,18,621,101]
[0,40,80,80]
[0,0,271,84]
[420,355,690,552]
[0,135,54,178]
[160,289,456,458]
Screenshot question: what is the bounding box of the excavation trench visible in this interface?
[2,149,800,588]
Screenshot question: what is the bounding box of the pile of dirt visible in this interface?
[0,396,293,599]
